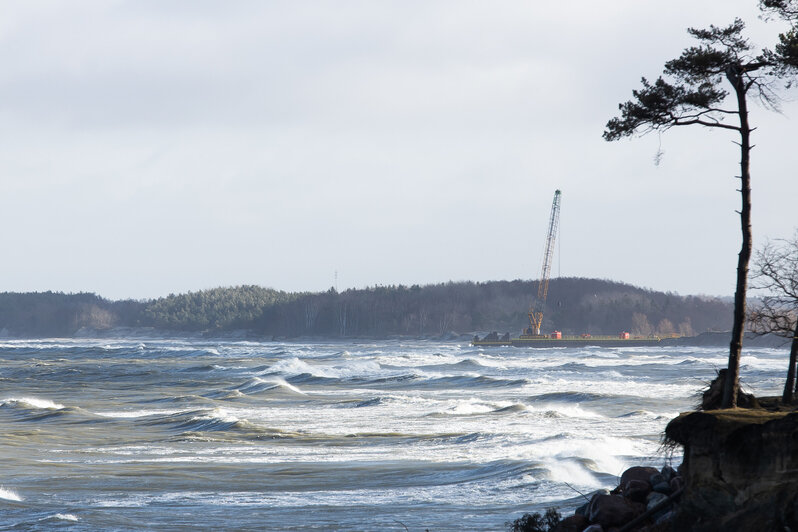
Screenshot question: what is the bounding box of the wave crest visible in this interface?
[1,397,64,410]
[0,487,22,501]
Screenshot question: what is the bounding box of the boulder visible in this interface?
[576,490,609,517]
[582,525,603,532]
[550,513,589,532]
[647,490,668,504]
[622,478,650,503]
[646,491,671,522]
[588,494,644,529]
[649,473,671,494]
[660,465,677,482]
[619,466,659,488]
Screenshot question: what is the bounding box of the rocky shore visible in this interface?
[539,464,683,532]
[537,389,798,531]
[665,402,798,531]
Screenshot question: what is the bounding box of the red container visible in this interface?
[551,331,562,339]
[619,332,630,339]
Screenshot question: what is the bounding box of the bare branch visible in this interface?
[750,231,798,338]
[673,118,741,131]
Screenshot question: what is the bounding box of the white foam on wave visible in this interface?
[264,357,382,379]
[94,408,182,419]
[252,376,306,395]
[434,398,526,416]
[531,403,604,419]
[193,407,240,424]
[742,354,791,371]
[1,397,64,409]
[530,434,642,484]
[0,487,22,501]
[547,459,602,488]
[574,354,679,367]
[93,498,146,508]
[532,377,699,401]
[447,399,495,415]
[375,350,482,369]
[617,409,679,421]
[330,359,383,378]
[51,514,79,522]
[266,357,330,377]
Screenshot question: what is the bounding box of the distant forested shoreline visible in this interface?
[0,278,736,339]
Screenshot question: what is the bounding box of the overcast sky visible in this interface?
[1,0,796,300]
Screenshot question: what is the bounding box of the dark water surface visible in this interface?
[0,338,786,530]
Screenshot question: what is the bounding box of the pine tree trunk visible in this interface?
[788,320,798,403]
[722,69,753,409]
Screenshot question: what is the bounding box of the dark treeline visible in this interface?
[144,286,294,331]
[0,292,141,337]
[257,278,729,337]
[0,278,733,338]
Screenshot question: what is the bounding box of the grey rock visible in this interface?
[646,491,671,521]
[622,479,650,503]
[660,465,677,482]
[588,494,644,529]
[619,466,658,489]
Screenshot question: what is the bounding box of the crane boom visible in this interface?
[526,189,561,336]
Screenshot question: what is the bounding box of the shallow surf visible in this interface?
[0,338,785,530]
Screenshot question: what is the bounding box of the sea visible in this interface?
[0,337,788,530]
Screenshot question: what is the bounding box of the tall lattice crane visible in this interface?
[524,189,561,337]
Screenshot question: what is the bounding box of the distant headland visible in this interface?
[0,277,759,341]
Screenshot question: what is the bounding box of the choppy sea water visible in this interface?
[0,338,788,530]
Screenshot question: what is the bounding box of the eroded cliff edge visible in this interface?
[665,402,798,531]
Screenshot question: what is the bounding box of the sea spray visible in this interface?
[0,487,22,502]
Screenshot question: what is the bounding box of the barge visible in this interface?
[472,331,661,348]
